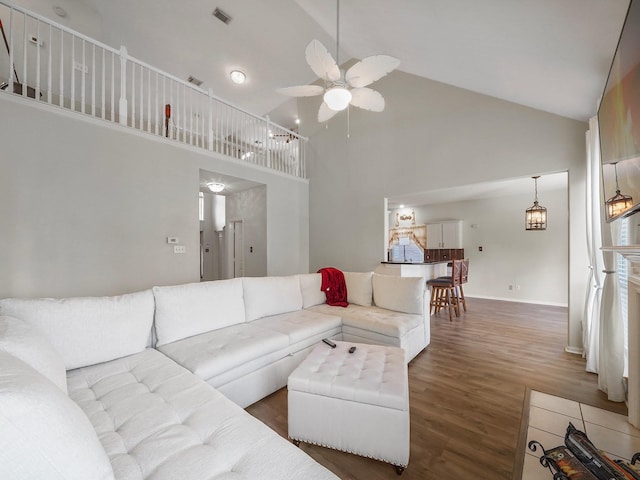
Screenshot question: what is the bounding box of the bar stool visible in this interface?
[427,259,462,321]
[458,258,469,312]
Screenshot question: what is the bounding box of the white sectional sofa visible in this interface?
[0,271,428,480]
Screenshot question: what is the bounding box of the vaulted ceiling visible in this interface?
[11,0,630,132]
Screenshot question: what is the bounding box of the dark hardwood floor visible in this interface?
[246,298,627,479]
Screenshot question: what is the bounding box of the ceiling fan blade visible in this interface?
[305,40,341,82]
[345,55,400,88]
[276,85,324,97]
[350,88,385,112]
[318,102,339,123]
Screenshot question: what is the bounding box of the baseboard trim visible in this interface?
[564,346,584,355]
[467,295,568,308]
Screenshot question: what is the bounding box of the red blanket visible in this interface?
[318,267,349,307]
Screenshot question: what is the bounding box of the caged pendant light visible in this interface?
[525,176,547,231]
[605,162,633,219]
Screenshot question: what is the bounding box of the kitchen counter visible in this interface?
[376,261,448,281]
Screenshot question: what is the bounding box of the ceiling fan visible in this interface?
[276,0,400,123]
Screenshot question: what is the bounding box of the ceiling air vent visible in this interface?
[187,76,203,87]
[212,8,231,25]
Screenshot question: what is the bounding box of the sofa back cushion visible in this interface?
[298,273,326,308]
[372,273,425,315]
[0,351,115,480]
[153,279,245,347]
[243,276,303,322]
[0,290,154,370]
[0,316,68,393]
[344,271,373,306]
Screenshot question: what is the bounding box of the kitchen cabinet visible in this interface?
[426,221,462,249]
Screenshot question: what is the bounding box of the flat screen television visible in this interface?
[599,0,640,222]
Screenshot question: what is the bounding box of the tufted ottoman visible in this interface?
[288,341,409,474]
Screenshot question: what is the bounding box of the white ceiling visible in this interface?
[12,0,630,131]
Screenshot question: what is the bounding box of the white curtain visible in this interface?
[584,116,626,402]
[583,117,603,373]
[599,226,626,401]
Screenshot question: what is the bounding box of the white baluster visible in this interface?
[110,52,115,121]
[208,89,214,150]
[101,48,105,119]
[118,45,128,125]
[80,39,85,113]
[58,29,63,107]
[47,23,52,103]
[35,19,40,100]
[70,36,75,109]
[7,8,13,88]
[91,44,96,116]
[22,13,27,97]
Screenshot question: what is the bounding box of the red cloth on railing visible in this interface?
[318,267,349,307]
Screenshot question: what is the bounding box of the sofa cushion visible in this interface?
[0,316,67,393]
[66,349,338,480]
[157,324,290,381]
[298,273,326,308]
[372,273,425,315]
[0,290,154,370]
[0,351,114,480]
[251,309,342,344]
[344,271,373,306]
[243,276,303,322]
[153,279,245,347]
[308,304,423,338]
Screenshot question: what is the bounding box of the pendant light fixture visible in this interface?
[525,176,547,231]
[605,162,633,219]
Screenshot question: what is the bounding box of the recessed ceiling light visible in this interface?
[295,118,301,125]
[207,182,225,193]
[230,70,246,84]
[53,5,67,17]
[399,205,405,208]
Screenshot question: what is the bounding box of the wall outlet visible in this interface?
[173,245,186,254]
[516,284,521,290]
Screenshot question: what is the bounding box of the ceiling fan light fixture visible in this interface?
[324,86,352,111]
[207,182,225,193]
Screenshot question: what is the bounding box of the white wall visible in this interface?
[300,70,588,350]
[400,184,569,305]
[0,94,308,298]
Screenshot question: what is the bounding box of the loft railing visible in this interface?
[0,1,307,178]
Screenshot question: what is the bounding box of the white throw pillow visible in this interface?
[153,279,246,346]
[0,316,67,394]
[344,271,373,306]
[0,351,114,480]
[0,290,154,370]
[298,273,326,308]
[372,274,425,315]
[243,276,303,321]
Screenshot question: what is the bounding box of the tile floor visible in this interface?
[522,390,640,479]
